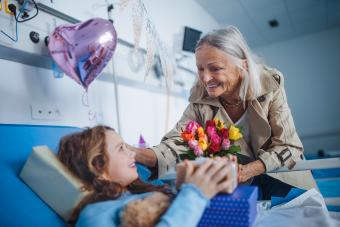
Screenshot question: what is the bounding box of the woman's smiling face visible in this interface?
[195,44,243,98]
[102,130,138,186]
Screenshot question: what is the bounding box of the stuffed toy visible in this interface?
[121,192,170,227]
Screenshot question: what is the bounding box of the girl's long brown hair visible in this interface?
[58,125,172,226]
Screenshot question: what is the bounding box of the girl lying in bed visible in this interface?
[58,125,236,227]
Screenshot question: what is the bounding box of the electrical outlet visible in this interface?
[30,104,61,121]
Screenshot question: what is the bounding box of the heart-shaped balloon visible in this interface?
[48,18,117,90]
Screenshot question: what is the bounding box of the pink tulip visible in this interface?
[206,126,216,137]
[185,121,200,134]
[194,146,204,156]
[188,140,198,150]
[210,134,221,145]
[222,138,231,150]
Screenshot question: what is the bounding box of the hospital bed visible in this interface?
[0,124,339,226]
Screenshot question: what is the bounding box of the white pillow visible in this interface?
[20,146,91,221]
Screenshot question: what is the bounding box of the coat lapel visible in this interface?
[249,99,271,153]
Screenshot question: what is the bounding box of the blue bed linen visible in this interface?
[76,193,152,227]
[136,163,164,186]
[76,183,209,227]
[271,188,307,207]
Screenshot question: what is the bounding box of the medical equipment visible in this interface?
[3,0,39,22]
[14,0,39,23]
[0,1,51,65]
[0,0,39,41]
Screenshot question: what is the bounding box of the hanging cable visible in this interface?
[0,0,39,41]
[16,0,39,23]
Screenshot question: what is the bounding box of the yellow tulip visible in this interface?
[229,125,243,141]
[197,127,205,138]
[213,118,225,130]
[198,138,208,151]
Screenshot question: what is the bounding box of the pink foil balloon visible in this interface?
[48,18,117,90]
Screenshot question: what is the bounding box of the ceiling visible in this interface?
[195,0,340,47]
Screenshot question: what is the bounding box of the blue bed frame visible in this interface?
[0,124,80,227]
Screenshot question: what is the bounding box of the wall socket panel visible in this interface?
[31,104,61,121]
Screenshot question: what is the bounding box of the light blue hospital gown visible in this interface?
[76,184,209,227]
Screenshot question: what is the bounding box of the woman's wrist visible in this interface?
[248,160,266,176]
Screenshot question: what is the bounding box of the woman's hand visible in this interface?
[127,145,157,167]
[238,160,265,183]
[177,158,234,199]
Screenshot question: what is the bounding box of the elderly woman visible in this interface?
[134,26,316,199]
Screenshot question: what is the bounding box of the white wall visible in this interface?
[254,26,340,154]
[0,0,218,146]
[0,59,119,127]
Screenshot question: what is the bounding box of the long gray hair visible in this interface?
[189,26,262,103]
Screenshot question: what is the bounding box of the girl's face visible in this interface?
[195,44,243,98]
[102,130,138,186]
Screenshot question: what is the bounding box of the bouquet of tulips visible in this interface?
[180,118,243,160]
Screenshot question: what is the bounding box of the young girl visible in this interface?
[58,125,235,227]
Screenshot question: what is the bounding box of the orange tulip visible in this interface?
[181,131,194,141]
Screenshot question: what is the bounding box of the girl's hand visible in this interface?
[179,158,235,199]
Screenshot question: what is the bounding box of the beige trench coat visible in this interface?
[151,66,317,190]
